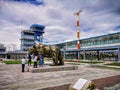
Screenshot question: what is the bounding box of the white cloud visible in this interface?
[0,0,120,50]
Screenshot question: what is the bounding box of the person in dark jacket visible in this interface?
[28,54,32,66]
[39,55,44,67]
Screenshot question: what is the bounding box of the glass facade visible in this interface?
[56,32,120,50]
[55,32,120,61]
[80,33,120,47]
[21,30,35,51]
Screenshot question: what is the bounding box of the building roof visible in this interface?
[6,50,27,54]
[55,31,120,44]
[81,31,120,41]
[21,30,34,33]
[30,24,45,30]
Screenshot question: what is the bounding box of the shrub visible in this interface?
[87,82,96,90]
[104,82,120,90]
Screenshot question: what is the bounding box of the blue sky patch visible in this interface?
[113,25,120,31]
[82,27,92,32]
[12,0,44,6]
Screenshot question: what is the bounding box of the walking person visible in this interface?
[28,53,32,66]
[33,55,38,68]
[21,57,26,72]
[39,55,43,67]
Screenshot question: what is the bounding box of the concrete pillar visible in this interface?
[65,43,67,50]
[97,50,100,60]
[83,50,86,60]
[64,50,66,60]
[118,48,120,62]
[78,51,80,60]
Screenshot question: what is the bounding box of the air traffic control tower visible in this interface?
[30,24,45,44]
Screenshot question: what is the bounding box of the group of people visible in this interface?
[21,54,44,72]
[33,55,44,68]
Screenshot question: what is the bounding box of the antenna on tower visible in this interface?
[74,10,82,49]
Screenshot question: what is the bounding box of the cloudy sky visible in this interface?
[0,0,120,50]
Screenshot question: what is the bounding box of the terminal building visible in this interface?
[20,24,120,61]
[21,30,34,51]
[20,24,45,51]
[0,44,6,53]
[0,44,6,58]
[0,43,27,60]
[55,32,120,61]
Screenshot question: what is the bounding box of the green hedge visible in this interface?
[104,82,120,90]
[106,62,120,66]
[91,65,120,70]
[81,61,103,64]
[65,60,103,64]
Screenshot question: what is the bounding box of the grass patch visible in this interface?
[91,65,120,70]
[65,59,104,64]
[105,62,120,66]
[81,60,103,64]
[3,60,34,64]
[65,60,104,65]
[66,62,81,65]
[4,60,21,64]
[3,60,50,64]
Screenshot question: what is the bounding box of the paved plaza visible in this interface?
[0,62,120,90]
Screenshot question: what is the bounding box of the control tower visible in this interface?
[30,24,45,44]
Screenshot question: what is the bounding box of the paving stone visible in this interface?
[0,63,120,90]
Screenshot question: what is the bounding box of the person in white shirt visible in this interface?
[21,57,26,72]
[33,56,38,68]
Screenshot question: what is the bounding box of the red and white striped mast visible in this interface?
[74,10,82,49]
